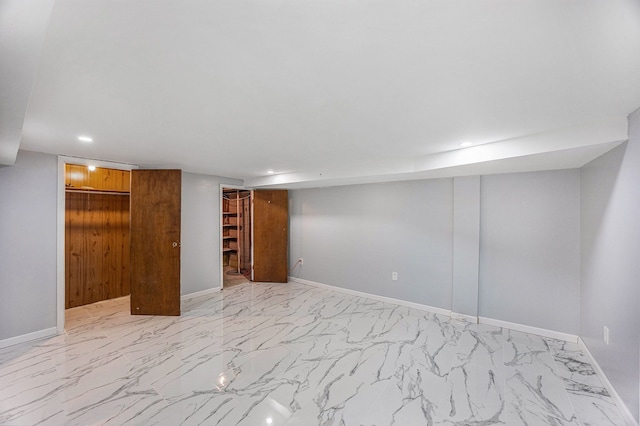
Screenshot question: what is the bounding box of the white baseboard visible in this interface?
[181,286,221,301]
[478,316,578,343]
[451,312,478,324]
[290,277,451,317]
[290,277,580,344]
[0,327,58,349]
[578,338,638,426]
[1,289,220,350]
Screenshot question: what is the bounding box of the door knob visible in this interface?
[172,242,178,248]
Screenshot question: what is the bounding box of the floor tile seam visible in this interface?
[503,337,583,426]
[0,354,57,381]
[65,320,110,338]
[71,306,95,320]
[500,332,530,422]
[92,323,130,340]
[118,349,137,368]
[551,372,583,426]
[544,342,611,394]
[544,343,622,426]
[147,381,176,409]
[95,314,169,338]
[562,388,622,426]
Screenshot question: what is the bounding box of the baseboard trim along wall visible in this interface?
[290,277,452,317]
[578,337,639,426]
[0,327,58,349]
[290,277,579,344]
[181,286,221,301]
[451,312,479,324]
[1,288,221,349]
[478,316,578,343]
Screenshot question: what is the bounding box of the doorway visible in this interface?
[57,157,183,333]
[57,157,137,332]
[64,163,132,308]
[219,187,289,288]
[222,187,252,288]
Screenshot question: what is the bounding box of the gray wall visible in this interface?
[290,169,582,335]
[479,170,581,334]
[451,176,480,318]
[289,179,454,309]
[0,150,58,340]
[181,173,241,295]
[0,152,240,343]
[581,109,640,422]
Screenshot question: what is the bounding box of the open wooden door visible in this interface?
[252,190,288,282]
[130,169,181,315]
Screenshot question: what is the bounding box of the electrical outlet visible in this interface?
[299,258,304,265]
[604,326,609,345]
[392,272,398,281]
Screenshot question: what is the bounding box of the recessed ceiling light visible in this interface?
[78,135,93,143]
[267,170,274,174]
[460,142,473,148]
[87,165,96,171]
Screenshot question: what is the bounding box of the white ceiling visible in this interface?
[3,0,640,187]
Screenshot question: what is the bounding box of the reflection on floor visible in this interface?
[0,281,629,425]
[223,265,250,288]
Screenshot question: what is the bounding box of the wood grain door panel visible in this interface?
[130,169,181,316]
[252,190,288,283]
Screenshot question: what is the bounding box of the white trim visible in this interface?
[250,190,254,282]
[479,316,578,343]
[58,155,138,171]
[56,156,139,336]
[289,277,452,317]
[181,287,221,301]
[289,278,580,343]
[0,327,58,349]
[578,338,639,426]
[451,312,478,324]
[56,157,65,334]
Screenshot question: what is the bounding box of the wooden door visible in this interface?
[252,190,288,282]
[130,169,181,315]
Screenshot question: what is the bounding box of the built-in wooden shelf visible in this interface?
[65,164,130,193]
[65,187,130,196]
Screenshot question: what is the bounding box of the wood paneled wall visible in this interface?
[65,164,130,192]
[65,165,131,308]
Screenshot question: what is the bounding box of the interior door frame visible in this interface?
[219,183,250,289]
[56,156,138,334]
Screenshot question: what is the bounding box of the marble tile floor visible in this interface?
[0,281,630,426]
[223,266,250,288]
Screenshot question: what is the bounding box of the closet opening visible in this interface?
[222,187,252,288]
[219,187,289,288]
[64,163,131,308]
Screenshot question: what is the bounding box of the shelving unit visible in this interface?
[222,188,252,280]
[222,194,239,268]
